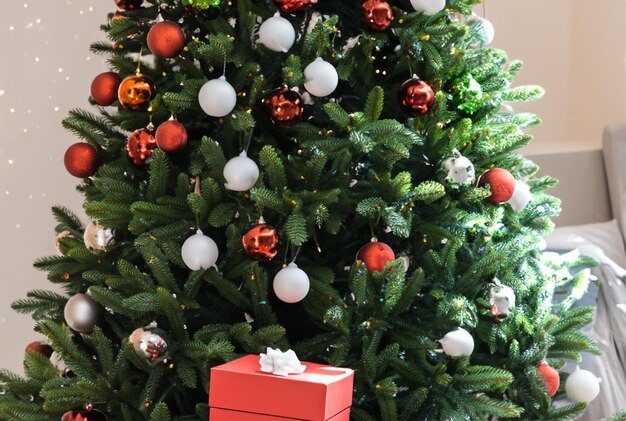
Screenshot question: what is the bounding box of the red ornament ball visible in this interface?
[262,87,304,126]
[147,21,186,58]
[114,0,143,10]
[61,409,109,421]
[64,143,100,178]
[275,0,317,13]
[25,342,53,359]
[243,224,280,261]
[478,168,516,205]
[361,0,394,31]
[398,77,435,116]
[90,72,122,106]
[155,120,188,153]
[118,74,156,111]
[126,128,157,165]
[356,241,395,273]
[537,362,560,397]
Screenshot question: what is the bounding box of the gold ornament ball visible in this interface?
[118,74,156,111]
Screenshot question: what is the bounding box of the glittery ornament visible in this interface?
[361,0,394,31]
[64,143,100,178]
[436,150,475,188]
[83,221,116,252]
[262,87,304,126]
[537,362,560,397]
[155,120,187,153]
[275,0,318,13]
[147,21,186,58]
[129,323,170,363]
[64,293,101,334]
[90,72,122,106]
[478,168,516,205]
[126,128,157,165]
[61,409,109,421]
[243,223,279,261]
[115,0,143,10]
[451,74,484,114]
[55,230,72,256]
[356,242,395,273]
[398,76,435,116]
[118,74,156,111]
[489,279,515,319]
[25,342,53,359]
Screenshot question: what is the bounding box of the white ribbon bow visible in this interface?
[259,347,306,376]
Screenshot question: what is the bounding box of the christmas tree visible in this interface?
[0,0,611,419]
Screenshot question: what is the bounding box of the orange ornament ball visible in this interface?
[242,224,279,261]
[537,362,560,397]
[155,120,188,153]
[126,128,157,165]
[147,21,186,58]
[118,74,156,111]
[64,143,100,178]
[356,241,395,273]
[478,168,516,204]
[91,72,122,106]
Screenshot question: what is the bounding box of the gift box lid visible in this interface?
[209,355,354,421]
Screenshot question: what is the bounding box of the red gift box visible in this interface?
[209,354,354,421]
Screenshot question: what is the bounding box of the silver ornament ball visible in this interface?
[64,293,101,333]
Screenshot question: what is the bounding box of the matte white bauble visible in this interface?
[182,229,219,270]
[440,328,474,357]
[304,58,339,97]
[259,13,295,53]
[410,0,446,15]
[565,367,601,403]
[223,150,260,191]
[507,181,532,213]
[471,16,495,45]
[198,76,237,117]
[273,263,310,304]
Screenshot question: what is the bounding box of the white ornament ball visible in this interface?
[440,328,474,357]
[198,76,237,117]
[259,13,295,53]
[273,263,310,304]
[64,293,101,333]
[181,229,219,271]
[410,0,446,15]
[304,58,339,97]
[490,280,516,317]
[566,367,601,403]
[223,150,260,192]
[441,154,475,186]
[84,221,116,252]
[470,15,495,45]
[507,181,532,213]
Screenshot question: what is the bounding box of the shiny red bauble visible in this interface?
[118,74,156,111]
[275,0,317,13]
[356,242,395,273]
[155,120,188,153]
[114,0,143,10]
[126,129,157,165]
[361,0,394,31]
[262,87,304,126]
[147,21,186,58]
[90,72,122,106]
[478,168,516,205]
[25,342,53,358]
[243,224,280,261]
[64,143,100,178]
[537,362,560,397]
[61,409,109,421]
[398,77,435,116]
